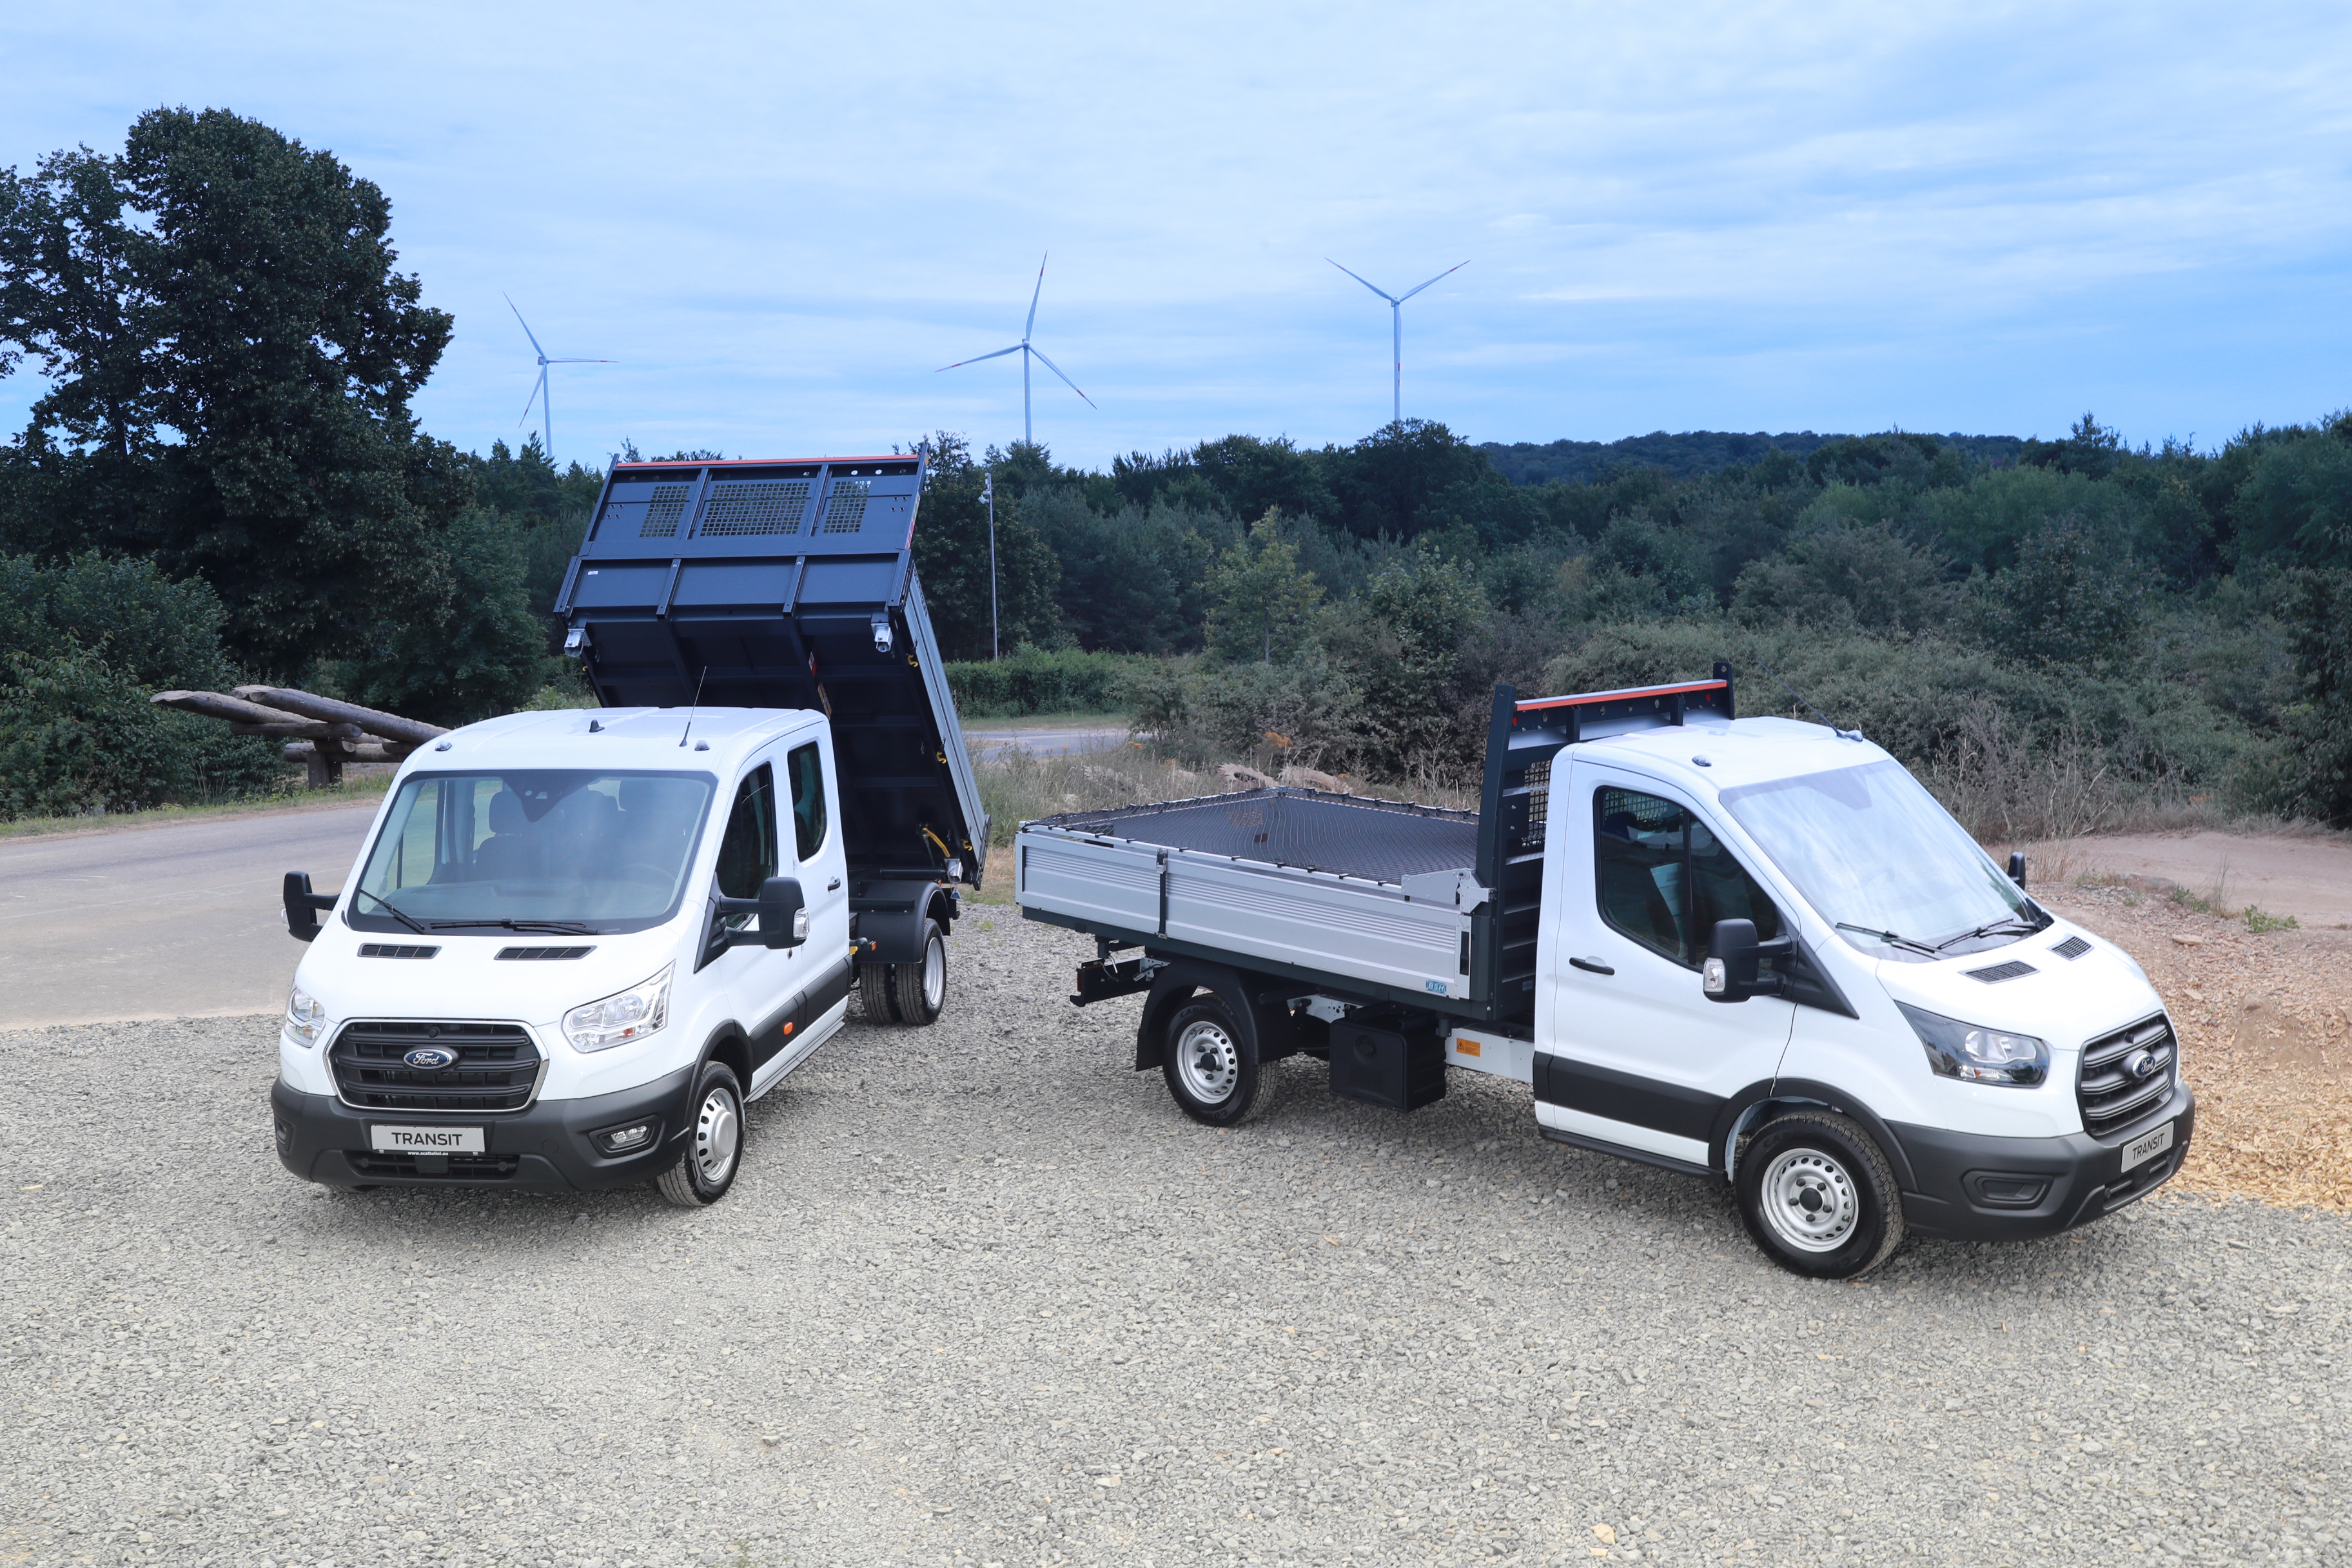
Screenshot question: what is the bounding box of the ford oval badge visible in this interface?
[403,1046,460,1071]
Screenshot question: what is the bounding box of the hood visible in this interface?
[1868,917,2166,1054]
[293,922,684,1034]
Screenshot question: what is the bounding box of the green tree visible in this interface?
[1205,512,1325,663]
[1333,549,1489,774]
[1985,512,2148,668]
[2284,569,2352,823]
[908,433,1060,660]
[0,108,466,676]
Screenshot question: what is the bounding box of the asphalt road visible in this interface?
[964,726,1129,759]
[0,804,378,1030]
[2,914,2344,1568]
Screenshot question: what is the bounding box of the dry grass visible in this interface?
[2033,876,2352,1213]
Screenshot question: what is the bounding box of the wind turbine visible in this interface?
[937,254,1094,446]
[505,295,612,464]
[1326,258,1467,426]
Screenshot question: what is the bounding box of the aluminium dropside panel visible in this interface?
[556,454,989,888]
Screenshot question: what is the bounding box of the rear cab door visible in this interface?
[1537,759,1796,1169]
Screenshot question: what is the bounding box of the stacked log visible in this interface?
[150,687,449,788]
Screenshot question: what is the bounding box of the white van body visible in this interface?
[271,707,865,1196]
[1016,676,2191,1277]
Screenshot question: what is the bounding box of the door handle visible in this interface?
[1568,956,1615,975]
[827,877,842,892]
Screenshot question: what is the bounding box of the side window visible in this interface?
[714,765,778,925]
[786,741,828,862]
[1594,785,1781,966]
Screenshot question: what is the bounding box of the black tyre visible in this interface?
[656,1060,746,1208]
[888,919,946,1026]
[857,962,901,1023]
[1161,995,1265,1126]
[1735,1110,1905,1279]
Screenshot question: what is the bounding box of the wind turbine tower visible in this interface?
[1327,259,1467,426]
[937,254,1094,446]
[505,295,612,464]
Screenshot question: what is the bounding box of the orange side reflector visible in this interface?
[1456,1037,1480,1057]
[781,1022,795,1036]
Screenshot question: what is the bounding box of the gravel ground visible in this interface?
[3,914,2346,1568]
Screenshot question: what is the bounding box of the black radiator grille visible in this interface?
[348,1152,522,1181]
[329,1021,542,1113]
[2077,1014,2177,1137]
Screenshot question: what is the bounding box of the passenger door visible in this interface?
[1538,762,1796,1168]
[774,733,852,1067]
[707,760,798,1077]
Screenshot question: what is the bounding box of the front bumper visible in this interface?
[1890,1085,2195,1241]
[270,1065,697,1191]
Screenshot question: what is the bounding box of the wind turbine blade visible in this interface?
[937,344,1024,371]
[1026,345,1094,408]
[1395,260,1469,302]
[504,293,549,358]
[518,369,546,427]
[543,357,614,364]
[1025,253,1047,340]
[1326,259,1397,304]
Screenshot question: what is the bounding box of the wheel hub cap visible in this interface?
[1760,1147,1857,1253]
[1174,1019,1239,1104]
[694,1088,740,1184]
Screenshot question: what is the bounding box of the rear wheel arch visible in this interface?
[1132,958,1289,1071]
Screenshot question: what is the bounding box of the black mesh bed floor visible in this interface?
[1032,787,1478,885]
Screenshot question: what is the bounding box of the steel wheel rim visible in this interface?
[1174,1018,1239,1104]
[692,1086,740,1186]
[922,934,945,1011]
[1760,1146,1858,1253]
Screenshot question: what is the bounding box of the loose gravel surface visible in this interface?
[4,916,2347,1568]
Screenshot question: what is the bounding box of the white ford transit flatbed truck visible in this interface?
[1015,671,2192,1277]
[270,453,986,1206]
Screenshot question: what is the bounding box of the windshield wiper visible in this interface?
[428,918,596,936]
[351,886,431,936]
[1834,921,1940,957]
[1930,917,2043,953]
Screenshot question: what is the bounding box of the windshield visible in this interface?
[1718,760,2032,960]
[351,770,715,935]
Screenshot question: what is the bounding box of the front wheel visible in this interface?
[1735,1110,1905,1279]
[1161,996,1264,1126]
[657,1061,746,1208]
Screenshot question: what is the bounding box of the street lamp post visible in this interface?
[981,469,999,662]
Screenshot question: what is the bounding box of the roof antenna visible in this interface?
[678,665,709,749]
[1752,662,1862,741]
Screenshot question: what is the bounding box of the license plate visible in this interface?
[2119,1119,2174,1172]
[369,1124,485,1155]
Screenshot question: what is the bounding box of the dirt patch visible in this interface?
[2030,871,2352,1213]
[2016,828,2352,930]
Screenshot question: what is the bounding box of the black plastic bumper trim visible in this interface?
[1887,1086,2195,1240]
[270,1064,698,1192]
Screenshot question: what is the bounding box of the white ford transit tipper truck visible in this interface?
[270,453,986,1206]
[1016,670,2192,1278]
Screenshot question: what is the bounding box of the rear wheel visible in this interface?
[1735,1110,1905,1279]
[857,962,901,1023]
[888,919,946,1026]
[1161,995,1264,1126]
[657,1061,745,1208]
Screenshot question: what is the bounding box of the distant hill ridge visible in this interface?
[1480,429,2026,486]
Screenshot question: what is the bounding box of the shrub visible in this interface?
[945,647,1150,718]
[0,647,286,818]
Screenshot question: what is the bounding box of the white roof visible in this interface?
[400,706,825,777]
[1576,714,1892,798]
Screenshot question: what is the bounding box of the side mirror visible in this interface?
[760,876,809,948]
[2007,852,2027,890]
[1703,918,1759,1003]
[283,872,336,943]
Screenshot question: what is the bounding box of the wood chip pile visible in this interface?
[2035,876,2352,1213]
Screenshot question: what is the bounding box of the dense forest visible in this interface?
[2,109,2349,832]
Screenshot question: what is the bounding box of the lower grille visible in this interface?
[2077,1014,2177,1137]
[349,1152,522,1181]
[329,1021,543,1113]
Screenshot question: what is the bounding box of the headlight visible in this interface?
[564,965,671,1053]
[1897,1003,2049,1086]
[285,985,326,1047]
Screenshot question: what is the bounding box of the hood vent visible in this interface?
[358,943,439,959]
[1964,959,2037,984]
[496,946,596,961]
[2050,935,2092,960]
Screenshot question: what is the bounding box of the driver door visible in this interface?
[1538,762,1796,1168]
[707,760,798,1079]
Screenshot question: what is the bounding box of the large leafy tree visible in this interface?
[907,432,1060,661]
[0,108,473,680]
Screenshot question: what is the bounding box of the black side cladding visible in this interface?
[556,455,988,890]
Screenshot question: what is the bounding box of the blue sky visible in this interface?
[5,2,2351,472]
